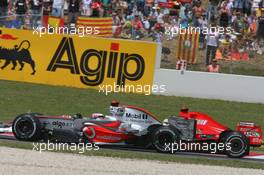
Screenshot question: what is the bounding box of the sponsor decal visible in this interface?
[0,28,158,94]
[245,132,260,137]
[52,121,74,128]
[196,119,207,125]
[0,34,18,40]
[96,135,121,141]
[0,31,36,75]
[47,38,145,86]
[125,113,148,120]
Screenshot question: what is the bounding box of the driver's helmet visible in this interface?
[109,100,124,117]
[179,106,189,119]
[109,106,124,116]
[180,106,189,113]
[91,113,105,120]
[111,100,119,107]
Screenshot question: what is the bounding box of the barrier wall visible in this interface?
[0,28,160,92]
[153,69,264,103]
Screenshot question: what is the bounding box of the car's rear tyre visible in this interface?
[12,114,41,141]
[221,131,249,158]
[152,126,179,153]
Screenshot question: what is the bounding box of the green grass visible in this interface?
[1,80,263,131]
[0,79,264,169]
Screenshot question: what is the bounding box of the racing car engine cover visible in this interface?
[168,116,196,141]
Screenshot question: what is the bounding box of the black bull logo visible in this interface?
[0,40,36,75]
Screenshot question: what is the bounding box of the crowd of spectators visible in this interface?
[0,0,264,71]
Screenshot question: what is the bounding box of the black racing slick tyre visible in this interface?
[221,131,250,158]
[12,114,41,141]
[151,126,180,153]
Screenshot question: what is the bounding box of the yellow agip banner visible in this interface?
[0,28,158,92]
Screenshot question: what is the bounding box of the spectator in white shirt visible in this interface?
[81,0,91,16]
[157,8,164,24]
[205,26,219,65]
[143,16,150,30]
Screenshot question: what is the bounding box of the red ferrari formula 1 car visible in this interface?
[2,101,262,158]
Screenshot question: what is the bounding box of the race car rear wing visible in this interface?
[236,121,263,147]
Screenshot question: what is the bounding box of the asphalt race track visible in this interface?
[0,147,264,175]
